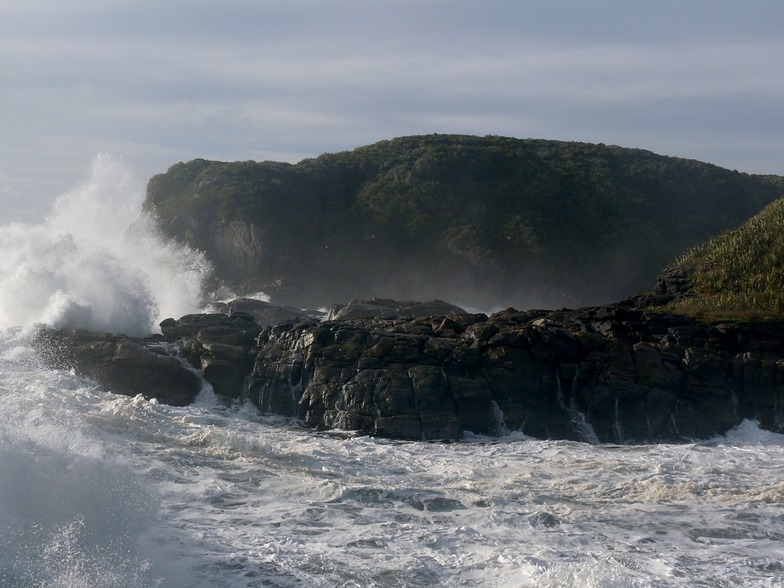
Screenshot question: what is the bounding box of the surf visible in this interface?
[0,154,210,337]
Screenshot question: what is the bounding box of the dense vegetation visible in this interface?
[144,135,783,310]
[664,197,784,321]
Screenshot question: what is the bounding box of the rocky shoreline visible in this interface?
[32,295,784,443]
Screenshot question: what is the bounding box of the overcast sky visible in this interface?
[2,0,783,222]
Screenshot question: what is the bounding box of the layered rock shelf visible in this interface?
[34,299,784,443]
[248,304,784,442]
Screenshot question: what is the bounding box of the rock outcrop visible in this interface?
[207,297,323,328]
[33,311,261,405]
[325,298,466,321]
[248,303,784,442]
[159,312,261,400]
[33,329,203,406]
[33,298,784,443]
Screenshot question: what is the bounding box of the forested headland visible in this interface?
[144,135,783,311]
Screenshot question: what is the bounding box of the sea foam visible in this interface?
[0,342,166,587]
[0,155,210,336]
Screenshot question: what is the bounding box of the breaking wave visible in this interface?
[0,155,210,336]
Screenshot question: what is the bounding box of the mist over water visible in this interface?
[0,154,210,336]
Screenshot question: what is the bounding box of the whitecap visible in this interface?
[0,154,210,336]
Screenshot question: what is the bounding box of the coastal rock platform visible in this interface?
[33,299,784,443]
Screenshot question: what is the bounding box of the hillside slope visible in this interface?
[660,196,784,320]
[143,135,783,310]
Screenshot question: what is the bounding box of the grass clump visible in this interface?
[665,197,784,320]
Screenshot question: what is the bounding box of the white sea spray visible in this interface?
[0,154,210,336]
[0,335,163,587]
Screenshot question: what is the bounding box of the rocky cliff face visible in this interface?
[34,301,784,443]
[211,221,267,278]
[245,305,784,442]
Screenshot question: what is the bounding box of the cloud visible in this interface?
[1,0,783,222]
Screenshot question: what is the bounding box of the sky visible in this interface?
[1,0,783,222]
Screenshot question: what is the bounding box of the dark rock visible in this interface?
[325,298,466,321]
[32,298,784,443]
[654,264,696,303]
[529,512,560,528]
[248,303,784,442]
[159,312,261,399]
[33,328,202,406]
[208,297,324,328]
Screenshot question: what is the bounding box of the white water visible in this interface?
[0,155,209,336]
[2,341,783,587]
[1,161,783,586]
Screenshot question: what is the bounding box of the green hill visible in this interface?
[661,196,784,321]
[143,135,783,310]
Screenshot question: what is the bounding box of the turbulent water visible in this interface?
[0,155,209,337]
[1,159,783,587]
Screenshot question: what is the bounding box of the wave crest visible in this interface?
[0,155,210,336]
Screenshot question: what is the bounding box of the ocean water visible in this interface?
[1,158,783,587]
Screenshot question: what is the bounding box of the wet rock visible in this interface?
[207,297,323,328]
[529,512,560,528]
[159,312,261,399]
[33,329,202,406]
[33,299,784,443]
[248,303,784,442]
